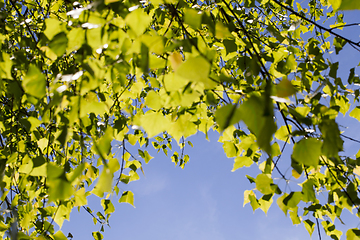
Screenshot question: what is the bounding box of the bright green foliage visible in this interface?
[1,0,360,239]
[292,138,322,168]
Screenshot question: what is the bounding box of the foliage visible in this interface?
[1,0,360,239]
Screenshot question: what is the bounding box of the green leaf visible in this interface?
[304,219,315,236]
[276,78,296,98]
[184,8,202,29]
[125,8,152,36]
[255,173,273,195]
[74,188,87,206]
[176,56,214,88]
[215,104,241,131]
[346,229,360,240]
[138,149,153,164]
[92,167,113,197]
[30,156,47,177]
[119,191,135,207]
[0,53,13,79]
[329,62,339,79]
[94,127,113,159]
[319,120,343,157]
[48,177,74,202]
[238,96,276,154]
[145,90,162,109]
[339,0,360,10]
[283,191,301,208]
[223,141,238,158]
[53,231,68,240]
[44,18,63,40]
[285,54,297,72]
[48,32,68,56]
[22,65,46,98]
[277,194,289,215]
[259,194,273,215]
[292,138,322,168]
[215,22,232,39]
[329,0,341,11]
[139,111,170,138]
[244,190,260,211]
[301,180,316,202]
[232,156,253,171]
[289,208,301,225]
[333,37,347,54]
[92,232,103,240]
[275,125,292,143]
[47,163,64,179]
[350,107,360,121]
[101,199,115,215]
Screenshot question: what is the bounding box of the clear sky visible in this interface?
[61,7,360,240]
[62,130,358,240]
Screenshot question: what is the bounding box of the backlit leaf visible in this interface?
[53,231,68,240]
[184,8,202,29]
[215,104,241,131]
[347,229,360,240]
[339,0,360,10]
[22,65,46,98]
[92,167,113,197]
[125,8,151,36]
[350,107,360,121]
[276,78,296,98]
[119,191,135,207]
[255,174,273,195]
[232,156,253,171]
[139,111,170,138]
[292,138,322,168]
[176,56,214,88]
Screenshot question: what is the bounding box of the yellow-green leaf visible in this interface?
[292,138,322,168]
[22,65,46,98]
[339,0,360,10]
[232,156,253,171]
[139,111,170,138]
[184,8,202,29]
[255,173,273,195]
[92,167,113,197]
[176,56,214,88]
[125,8,151,36]
[119,191,135,207]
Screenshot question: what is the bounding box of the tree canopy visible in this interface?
[1,0,360,239]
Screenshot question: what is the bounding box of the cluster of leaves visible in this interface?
[1,0,360,238]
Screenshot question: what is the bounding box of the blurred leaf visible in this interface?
[184,8,202,29]
[22,65,46,98]
[347,229,360,240]
[304,219,315,236]
[215,104,241,131]
[292,138,322,168]
[125,8,152,36]
[176,56,214,88]
[350,107,360,121]
[92,167,113,197]
[276,78,296,98]
[48,32,68,56]
[53,231,68,240]
[339,0,360,10]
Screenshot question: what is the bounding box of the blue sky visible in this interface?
[63,131,317,240]
[61,7,360,240]
[62,130,358,240]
